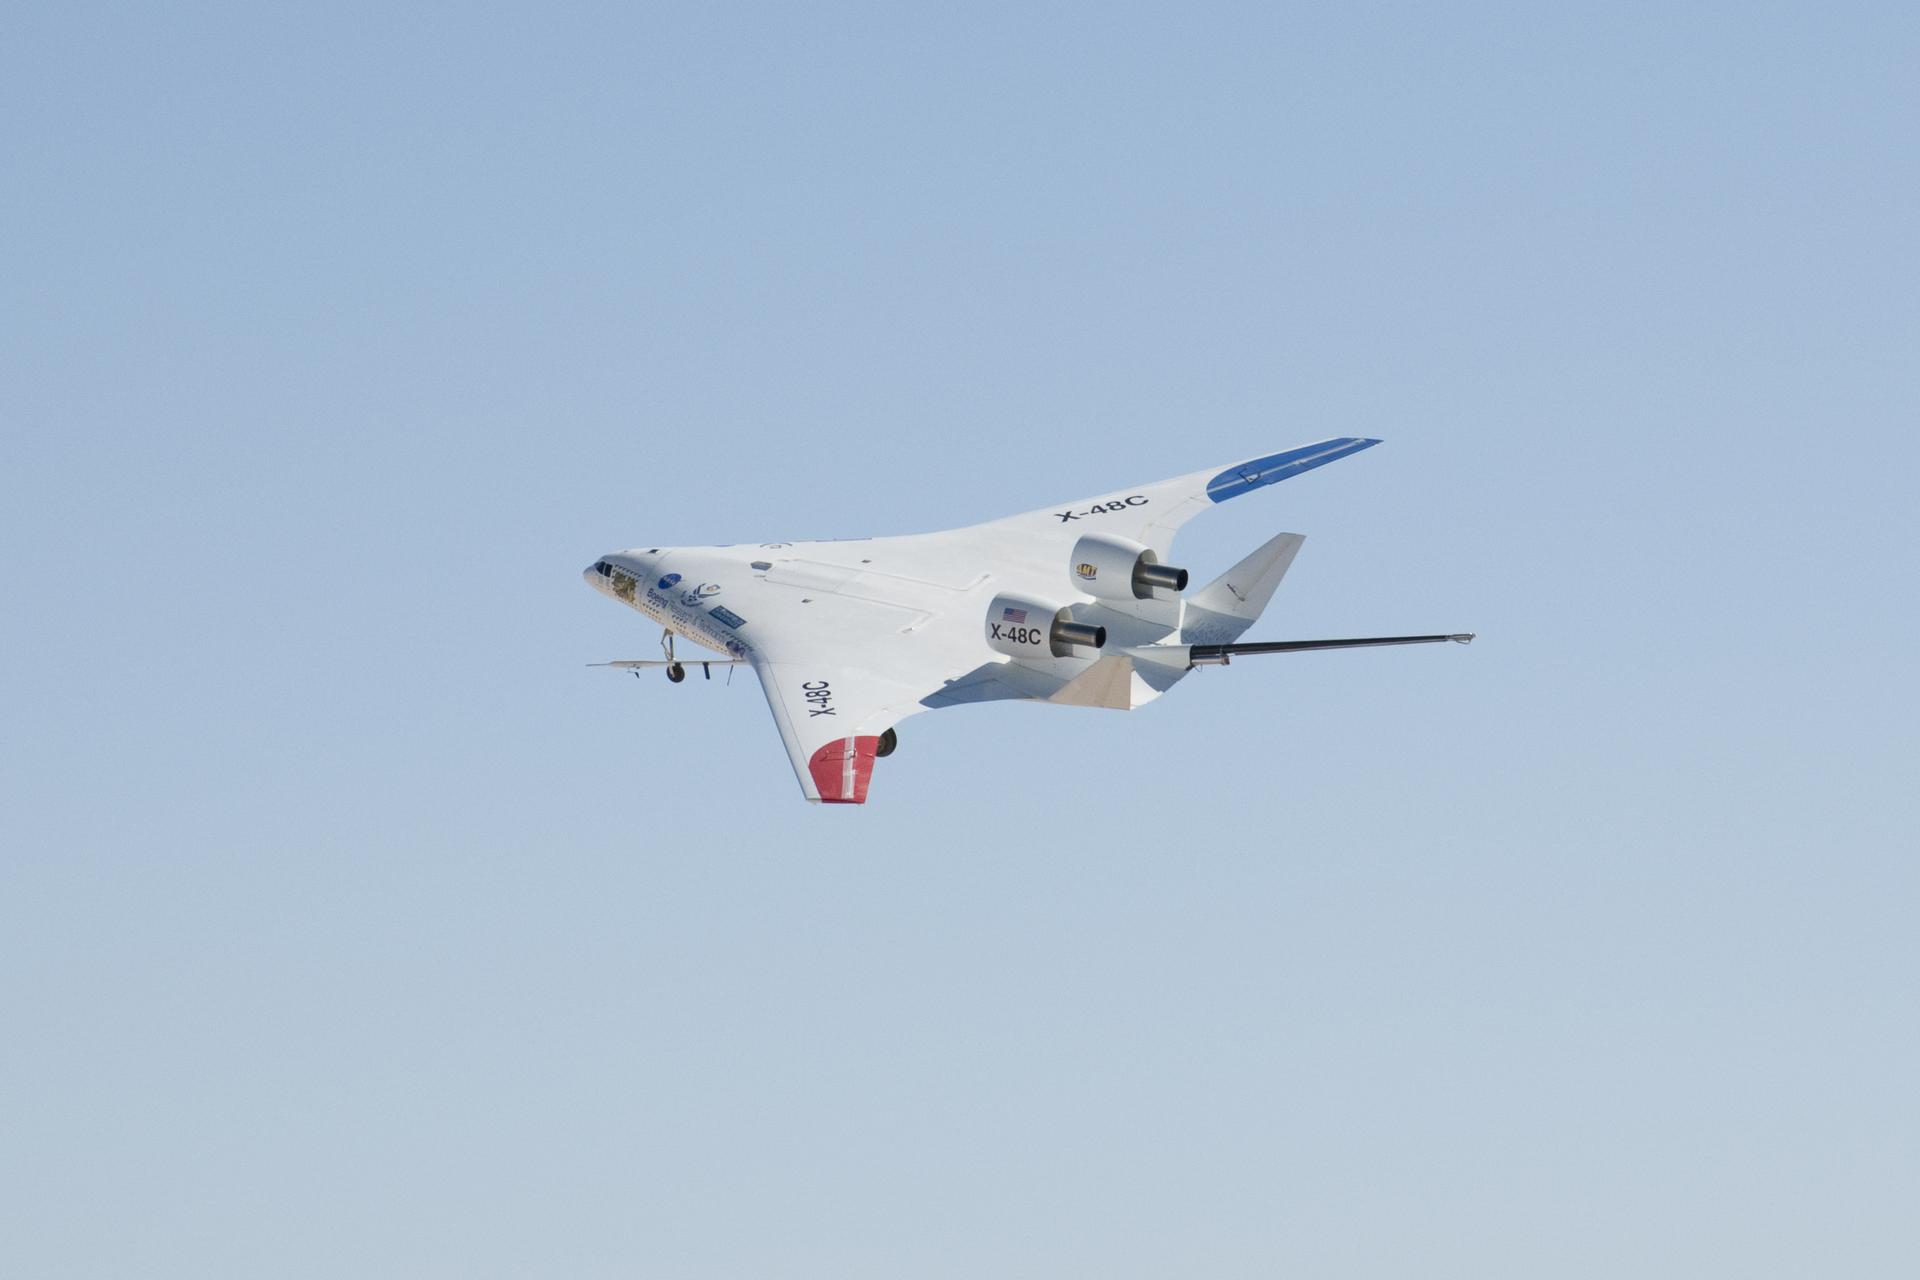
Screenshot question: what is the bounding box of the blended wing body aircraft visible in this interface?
[584,437,1470,804]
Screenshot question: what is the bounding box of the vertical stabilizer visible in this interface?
[1181,533,1305,645]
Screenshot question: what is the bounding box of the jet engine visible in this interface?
[1068,533,1189,602]
[984,593,1106,659]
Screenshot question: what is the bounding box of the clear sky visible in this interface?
[3,3,1917,1276]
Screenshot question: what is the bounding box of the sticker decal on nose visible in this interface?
[657,573,682,589]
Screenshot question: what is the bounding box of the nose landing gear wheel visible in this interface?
[666,663,686,683]
[876,727,897,758]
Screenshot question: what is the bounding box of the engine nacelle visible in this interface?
[985,593,1106,660]
[1069,533,1190,602]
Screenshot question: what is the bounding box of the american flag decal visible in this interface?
[1001,606,1028,624]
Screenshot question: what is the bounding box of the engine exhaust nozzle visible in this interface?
[1050,619,1107,651]
[1133,562,1189,595]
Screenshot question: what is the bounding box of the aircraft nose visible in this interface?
[583,560,608,589]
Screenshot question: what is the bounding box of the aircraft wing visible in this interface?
[752,657,931,804]
[979,436,1380,556]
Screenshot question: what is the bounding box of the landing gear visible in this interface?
[876,727,898,758]
[660,629,687,683]
[655,630,727,685]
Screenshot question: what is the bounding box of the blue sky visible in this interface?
[3,3,1917,1276]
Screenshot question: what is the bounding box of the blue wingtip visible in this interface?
[1205,437,1381,504]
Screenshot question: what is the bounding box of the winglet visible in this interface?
[1047,655,1137,709]
[1187,532,1306,624]
[1205,438,1379,504]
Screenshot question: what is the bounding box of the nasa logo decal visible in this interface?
[657,573,682,589]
